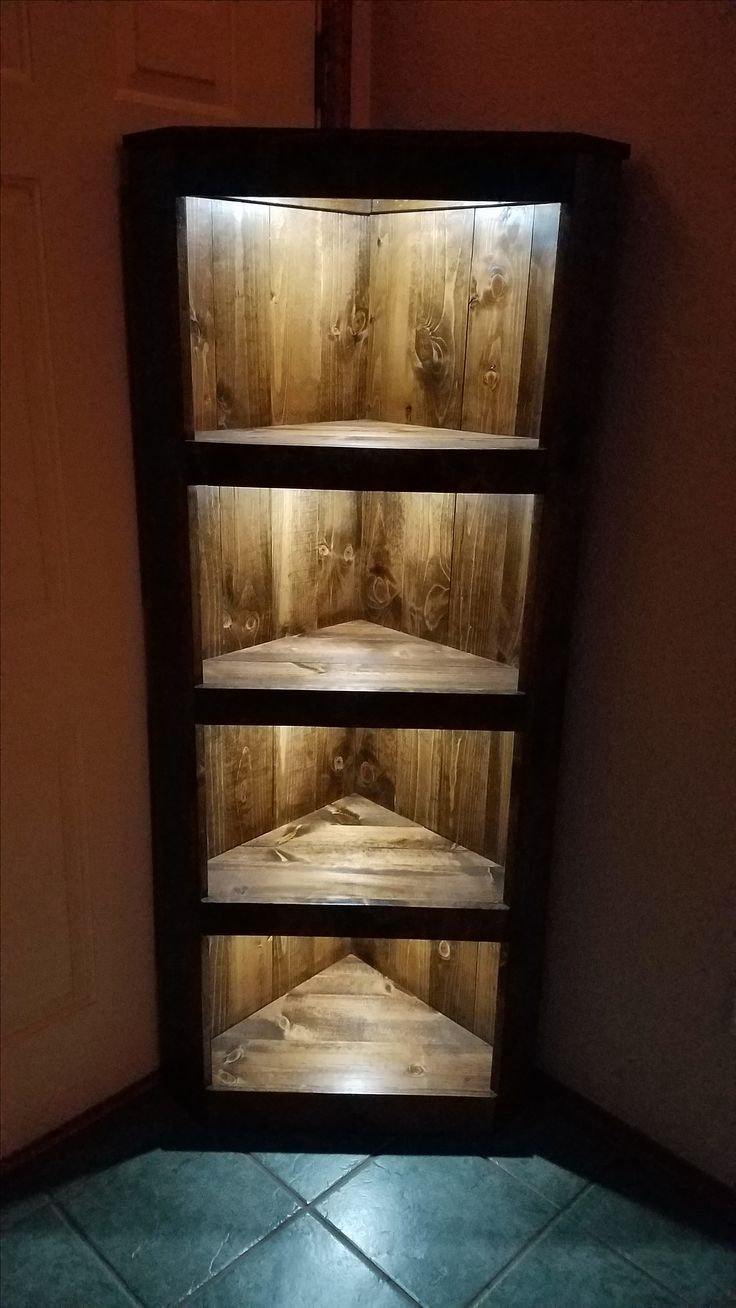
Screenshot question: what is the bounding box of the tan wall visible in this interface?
[370,0,736,1185]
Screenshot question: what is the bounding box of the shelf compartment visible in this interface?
[206,792,506,916]
[200,725,515,936]
[211,953,493,1097]
[201,620,519,695]
[186,421,545,494]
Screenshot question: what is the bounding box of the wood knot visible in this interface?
[333,754,345,772]
[408,1063,426,1077]
[414,324,446,375]
[343,543,355,563]
[485,266,507,302]
[245,614,258,632]
[278,1015,290,1032]
[359,760,377,786]
[317,541,331,558]
[483,365,500,390]
[438,940,451,960]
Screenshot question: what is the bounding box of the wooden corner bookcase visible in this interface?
[121,129,628,1141]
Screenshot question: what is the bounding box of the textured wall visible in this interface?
[370,0,736,1185]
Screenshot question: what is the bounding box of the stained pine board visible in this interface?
[366,208,475,428]
[207,793,504,909]
[194,419,537,450]
[201,620,519,694]
[211,954,493,1096]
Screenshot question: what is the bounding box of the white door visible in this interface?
[0,0,317,1158]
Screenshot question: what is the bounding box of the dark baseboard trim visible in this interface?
[2,1066,733,1215]
[535,1071,735,1213]
[0,1072,162,1179]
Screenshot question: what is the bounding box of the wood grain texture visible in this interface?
[201,620,520,694]
[211,954,493,1096]
[367,208,474,428]
[207,793,503,909]
[462,206,534,435]
[201,725,274,859]
[184,197,217,430]
[219,487,273,652]
[207,932,349,1040]
[194,419,537,450]
[516,204,560,441]
[269,206,370,425]
[190,485,224,660]
[447,493,534,666]
[211,199,271,429]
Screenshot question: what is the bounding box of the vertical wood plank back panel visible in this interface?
[361,492,455,644]
[219,486,273,652]
[316,491,363,626]
[317,213,371,419]
[270,208,370,425]
[447,493,534,666]
[361,492,404,631]
[366,209,473,428]
[184,198,217,431]
[429,939,480,1035]
[462,206,534,435]
[191,486,225,660]
[355,727,397,809]
[207,934,273,1039]
[211,200,271,430]
[203,725,274,859]
[515,205,560,441]
[400,492,455,643]
[271,488,319,636]
[473,943,501,1042]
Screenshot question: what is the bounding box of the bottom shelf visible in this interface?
[211,953,493,1098]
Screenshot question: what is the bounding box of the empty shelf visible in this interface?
[211,954,493,1096]
[186,420,544,493]
[207,794,504,910]
[201,620,519,695]
[195,419,537,451]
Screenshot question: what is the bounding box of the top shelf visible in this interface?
[185,421,545,494]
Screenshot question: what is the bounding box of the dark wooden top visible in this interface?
[122,128,630,207]
[125,126,631,159]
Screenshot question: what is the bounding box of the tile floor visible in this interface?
[1,1091,734,1308]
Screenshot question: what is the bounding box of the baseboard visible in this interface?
[535,1071,735,1212]
[0,1072,162,1179]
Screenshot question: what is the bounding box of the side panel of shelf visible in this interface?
[493,155,626,1101]
[121,155,204,1104]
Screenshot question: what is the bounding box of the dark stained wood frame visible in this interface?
[121,128,628,1135]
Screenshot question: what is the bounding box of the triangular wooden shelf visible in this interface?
[211,954,493,1097]
[195,418,538,451]
[207,793,505,911]
[201,620,519,695]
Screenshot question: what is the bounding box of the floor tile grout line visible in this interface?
[248,1149,379,1207]
[486,1156,588,1210]
[460,1189,586,1308]
[49,1197,149,1308]
[307,1204,422,1306]
[170,1198,420,1308]
[245,1152,312,1208]
[172,1208,307,1307]
[558,1214,697,1308]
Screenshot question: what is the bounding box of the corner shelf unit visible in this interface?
[122,128,628,1140]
